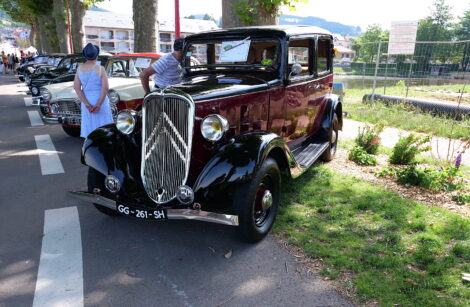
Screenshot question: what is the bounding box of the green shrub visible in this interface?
[389,134,431,165]
[452,193,470,204]
[354,123,384,155]
[395,165,464,192]
[348,147,378,165]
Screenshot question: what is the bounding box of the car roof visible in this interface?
[187,25,332,40]
[112,53,162,58]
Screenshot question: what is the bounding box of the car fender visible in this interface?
[81,124,144,199]
[192,132,294,206]
[321,93,343,131]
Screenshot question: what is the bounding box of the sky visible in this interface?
[96,0,470,31]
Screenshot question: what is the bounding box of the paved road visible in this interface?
[0,74,351,307]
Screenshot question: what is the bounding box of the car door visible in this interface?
[307,36,334,135]
[283,37,315,148]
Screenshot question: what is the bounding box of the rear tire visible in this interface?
[320,113,339,162]
[62,125,80,137]
[232,158,281,243]
[87,168,120,216]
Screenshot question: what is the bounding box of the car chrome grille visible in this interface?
[141,92,194,204]
[56,99,81,116]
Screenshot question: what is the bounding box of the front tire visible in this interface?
[87,168,120,216]
[62,125,80,137]
[233,158,281,243]
[320,113,339,162]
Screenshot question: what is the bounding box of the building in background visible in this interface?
[84,10,218,54]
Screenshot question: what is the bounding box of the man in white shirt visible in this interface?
[139,38,184,94]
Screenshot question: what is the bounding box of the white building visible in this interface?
[83,10,218,54]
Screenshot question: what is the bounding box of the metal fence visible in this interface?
[334,40,470,100]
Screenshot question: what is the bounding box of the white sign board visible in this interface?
[388,20,418,55]
[219,39,251,63]
[135,57,152,68]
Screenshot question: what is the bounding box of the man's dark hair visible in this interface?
[173,38,184,51]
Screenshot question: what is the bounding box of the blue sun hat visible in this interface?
[82,43,100,60]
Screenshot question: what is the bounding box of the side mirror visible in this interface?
[289,63,302,78]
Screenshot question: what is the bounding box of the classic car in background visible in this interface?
[16,54,65,82]
[72,26,343,243]
[40,53,161,137]
[27,53,110,99]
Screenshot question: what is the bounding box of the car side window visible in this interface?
[317,38,331,75]
[288,39,313,78]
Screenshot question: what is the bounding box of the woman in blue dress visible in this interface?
[73,43,113,138]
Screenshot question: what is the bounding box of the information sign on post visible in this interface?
[387,21,418,55]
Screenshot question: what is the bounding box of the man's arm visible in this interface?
[139,66,156,94]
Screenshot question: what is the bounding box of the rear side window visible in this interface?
[288,39,313,76]
[317,38,331,74]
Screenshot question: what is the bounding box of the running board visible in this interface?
[292,142,329,169]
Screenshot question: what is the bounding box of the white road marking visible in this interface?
[28,110,44,126]
[24,97,33,106]
[34,135,64,175]
[33,207,83,307]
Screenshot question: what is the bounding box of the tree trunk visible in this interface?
[30,20,37,48]
[53,0,70,53]
[37,16,53,53]
[222,0,245,28]
[133,0,157,53]
[222,0,279,28]
[70,0,87,53]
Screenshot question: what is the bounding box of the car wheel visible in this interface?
[320,113,339,162]
[62,125,80,137]
[233,157,281,243]
[87,168,120,216]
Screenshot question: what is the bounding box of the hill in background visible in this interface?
[280,15,361,36]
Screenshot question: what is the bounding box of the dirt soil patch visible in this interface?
[326,149,470,218]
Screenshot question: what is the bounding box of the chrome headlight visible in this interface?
[41,88,52,100]
[50,102,59,114]
[108,89,120,104]
[116,110,135,135]
[201,114,229,142]
[31,86,39,95]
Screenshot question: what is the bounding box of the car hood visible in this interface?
[173,74,274,101]
[32,67,69,80]
[47,77,144,101]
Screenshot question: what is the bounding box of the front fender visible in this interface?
[81,124,144,199]
[193,132,292,208]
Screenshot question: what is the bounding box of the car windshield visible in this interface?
[183,37,280,73]
[106,57,159,78]
[34,56,49,64]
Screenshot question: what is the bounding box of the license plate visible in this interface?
[116,204,167,220]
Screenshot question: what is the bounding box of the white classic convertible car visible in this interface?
[40,53,161,137]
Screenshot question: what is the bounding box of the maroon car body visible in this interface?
[73,26,343,242]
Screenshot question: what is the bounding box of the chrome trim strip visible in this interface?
[42,116,60,124]
[69,191,239,226]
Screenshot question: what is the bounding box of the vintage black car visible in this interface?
[17,54,65,82]
[72,26,342,242]
[27,53,110,98]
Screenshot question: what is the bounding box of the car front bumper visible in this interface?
[70,191,239,226]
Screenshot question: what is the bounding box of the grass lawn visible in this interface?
[274,166,470,306]
[342,86,470,140]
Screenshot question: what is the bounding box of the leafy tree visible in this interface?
[133,0,157,53]
[454,8,470,70]
[415,0,454,71]
[351,24,389,62]
[222,0,307,28]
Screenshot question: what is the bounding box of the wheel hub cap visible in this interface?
[331,130,337,144]
[261,190,273,211]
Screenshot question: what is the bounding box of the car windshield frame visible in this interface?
[106,56,159,78]
[183,36,282,75]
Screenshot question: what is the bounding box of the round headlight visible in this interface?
[50,103,59,114]
[108,90,120,104]
[116,110,135,135]
[31,86,39,95]
[201,114,229,142]
[41,88,51,100]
